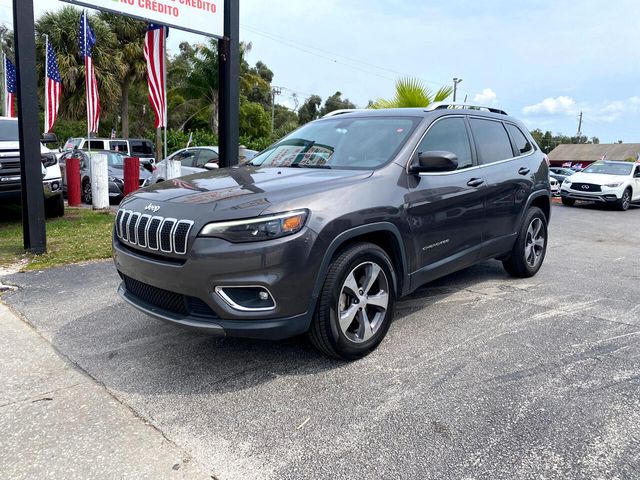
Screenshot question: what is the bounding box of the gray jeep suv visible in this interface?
[113,104,551,360]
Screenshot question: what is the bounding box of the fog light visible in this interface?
[51,181,60,191]
[215,286,276,312]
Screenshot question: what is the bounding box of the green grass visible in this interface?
[0,205,115,271]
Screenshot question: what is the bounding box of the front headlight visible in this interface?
[41,153,57,168]
[562,179,572,186]
[604,182,623,188]
[200,210,308,243]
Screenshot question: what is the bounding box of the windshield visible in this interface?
[0,119,19,141]
[582,161,633,176]
[250,116,421,170]
[90,151,125,168]
[64,138,82,150]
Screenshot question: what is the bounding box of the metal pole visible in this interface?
[44,35,48,133]
[163,26,167,160]
[218,0,240,168]
[13,0,47,253]
[84,10,91,157]
[2,52,6,117]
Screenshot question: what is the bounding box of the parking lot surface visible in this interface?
[3,203,640,479]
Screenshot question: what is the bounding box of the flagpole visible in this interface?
[84,10,91,154]
[2,53,6,117]
[44,35,48,133]
[163,26,167,161]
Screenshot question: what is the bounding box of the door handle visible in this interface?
[467,178,484,188]
[518,167,531,175]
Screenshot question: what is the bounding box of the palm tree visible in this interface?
[98,13,147,138]
[35,7,121,126]
[371,77,453,109]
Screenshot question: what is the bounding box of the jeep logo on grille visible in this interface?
[144,203,161,213]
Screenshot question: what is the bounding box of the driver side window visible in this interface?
[417,117,473,170]
[175,150,197,167]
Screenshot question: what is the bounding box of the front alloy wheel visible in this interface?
[83,181,92,204]
[338,262,390,344]
[308,242,396,360]
[617,189,631,211]
[502,206,548,278]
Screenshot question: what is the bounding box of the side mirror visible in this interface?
[204,162,219,170]
[409,151,458,174]
[41,132,58,144]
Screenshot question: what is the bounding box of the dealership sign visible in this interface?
[61,0,225,37]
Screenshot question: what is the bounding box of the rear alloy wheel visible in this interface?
[82,180,92,204]
[561,197,575,206]
[617,189,631,211]
[502,207,548,278]
[308,242,396,360]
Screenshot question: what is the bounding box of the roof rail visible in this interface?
[425,102,508,116]
[322,109,366,118]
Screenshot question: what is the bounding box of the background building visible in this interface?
[548,143,640,169]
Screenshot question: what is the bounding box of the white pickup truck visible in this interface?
[0,117,64,217]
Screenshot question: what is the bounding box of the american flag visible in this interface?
[144,24,168,129]
[45,40,62,133]
[80,10,100,134]
[4,57,16,117]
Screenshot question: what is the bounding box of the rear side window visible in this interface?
[469,118,514,164]
[417,117,473,169]
[130,140,155,156]
[110,141,129,154]
[505,124,533,156]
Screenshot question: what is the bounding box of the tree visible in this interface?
[35,7,121,127]
[371,77,452,109]
[239,100,270,140]
[298,95,322,125]
[273,104,298,131]
[320,91,356,117]
[98,13,147,138]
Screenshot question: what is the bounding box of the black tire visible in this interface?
[44,194,64,218]
[308,242,396,360]
[561,197,575,206]
[502,207,548,278]
[82,179,92,204]
[616,189,632,211]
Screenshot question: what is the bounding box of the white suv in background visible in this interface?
[561,160,640,211]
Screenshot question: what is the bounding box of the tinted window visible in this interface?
[195,149,218,168]
[417,117,473,169]
[130,140,155,155]
[174,150,197,167]
[469,118,514,164]
[505,124,533,155]
[84,140,105,150]
[110,141,129,154]
[251,117,421,170]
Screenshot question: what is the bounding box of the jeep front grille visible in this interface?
[115,209,194,255]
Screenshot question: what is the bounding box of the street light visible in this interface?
[453,77,463,102]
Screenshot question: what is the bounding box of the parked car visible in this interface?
[550,176,560,196]
[0,117,64,217]
[561,161,640,210]
[63,137,156,165]
[59,150,151,204]
[144,146,259,185]
[113,104,551,360]
[549,167,575,185]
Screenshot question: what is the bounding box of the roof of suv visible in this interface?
[320,104,511,122]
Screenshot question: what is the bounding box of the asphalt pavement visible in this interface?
[2,202,639,479]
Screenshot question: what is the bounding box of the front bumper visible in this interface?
[560,188,621,203]
[113,228,323,340]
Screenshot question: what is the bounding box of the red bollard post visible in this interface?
[66,157,81,207]
[124,157,140,195]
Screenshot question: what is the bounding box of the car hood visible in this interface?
[121,166,373,220]
[109,165,152,180]
[567,172,629,184]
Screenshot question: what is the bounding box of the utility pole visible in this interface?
[271,86,282,133]
[576,111,583,142]
[453,77,463,102]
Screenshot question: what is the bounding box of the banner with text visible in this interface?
[61,0,224,38]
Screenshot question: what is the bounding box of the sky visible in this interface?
[1,0,639,143]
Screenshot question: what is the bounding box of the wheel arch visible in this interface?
[308,223,410,315]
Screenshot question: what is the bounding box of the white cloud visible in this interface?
[522,96,578,116]
[473,88,497,105]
